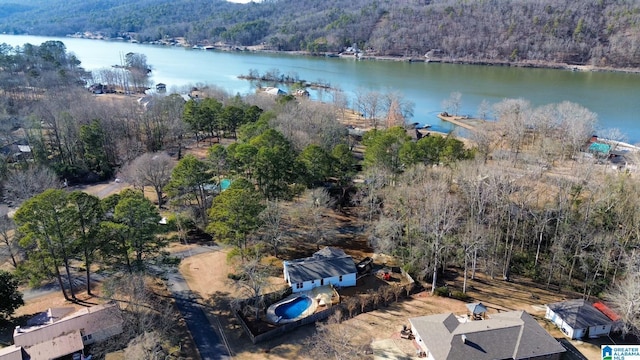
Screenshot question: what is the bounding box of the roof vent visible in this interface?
[461,334,467,344]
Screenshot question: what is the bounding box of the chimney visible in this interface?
[461,334,467,344]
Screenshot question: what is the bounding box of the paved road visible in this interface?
[21,245,214,300]
[165,266,231,360]
[22,272,107,301]
[20,243,231,359]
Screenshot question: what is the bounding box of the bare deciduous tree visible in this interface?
[381,286,394,306]
[369,216,403,256]
[606,253,640,337]
[354,165,392,223]
[123,331,172,359]
[442,91,462,116]
[97,274,178,358]
[344,296,359,318]
[418,176,463,294]
[4,165,59,204]
[308,310,368,359]
[292,188,338,249]
[234,255,273,319]
[469,122,498,164]
[271,100,346,151]
[393,285,404,302]
[476,99,492,120]
[355,89,384,129]
[555,101,596,161]
[383,90,414,128]
[494,98,532,164]
[258,199,289,258]
[121,152,175,207]
[0,212,19,268]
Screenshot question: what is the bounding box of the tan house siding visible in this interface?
[0,345,23,360]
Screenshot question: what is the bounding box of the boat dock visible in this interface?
[437,113,485,130]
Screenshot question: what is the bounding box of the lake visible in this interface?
[1,35,640,142]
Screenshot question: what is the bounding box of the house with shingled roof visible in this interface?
[283,247,357,293]
[409,310,565,360]
[546,299,613,339]
[0,303,123,360]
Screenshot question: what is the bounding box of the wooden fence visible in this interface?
[233,277,417,344]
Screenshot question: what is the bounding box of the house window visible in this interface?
[320,279,324,286]
[311,280,314,284]
[339,275,343,282]
[296,283,303,289]
[87,334,92,340]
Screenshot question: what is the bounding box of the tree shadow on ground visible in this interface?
[185,227,214,244]
[0,313,42,346]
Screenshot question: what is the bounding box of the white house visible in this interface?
[260,87,286,96]
[409,311,565,360]
[283,247,357,293]
[546,299,613,339]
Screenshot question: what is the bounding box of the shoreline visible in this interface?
[64,34,640,75]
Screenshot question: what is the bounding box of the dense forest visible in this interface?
[0,0,640,68]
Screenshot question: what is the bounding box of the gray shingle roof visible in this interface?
[466,302,488,315]
[410,311,565,360]
[285,247,357,284]
[547,299,612,329]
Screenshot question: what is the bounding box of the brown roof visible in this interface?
[410,311,565,360]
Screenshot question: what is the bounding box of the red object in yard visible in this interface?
[383,273,391,281]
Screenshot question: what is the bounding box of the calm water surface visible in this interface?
[2,35,639,142]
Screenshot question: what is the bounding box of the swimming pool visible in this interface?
[274,296,312,320]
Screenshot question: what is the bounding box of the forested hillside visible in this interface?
[1,0,639,68]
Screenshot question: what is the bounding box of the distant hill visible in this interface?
[0,0,639,69]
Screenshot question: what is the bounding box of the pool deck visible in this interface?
[265,286,333,324]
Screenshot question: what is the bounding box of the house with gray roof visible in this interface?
[546,299,613,339]
[409,310,565,360]
[0,303,123,360]
[283,247,357,293]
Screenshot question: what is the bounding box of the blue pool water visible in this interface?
[274,297,312,319]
